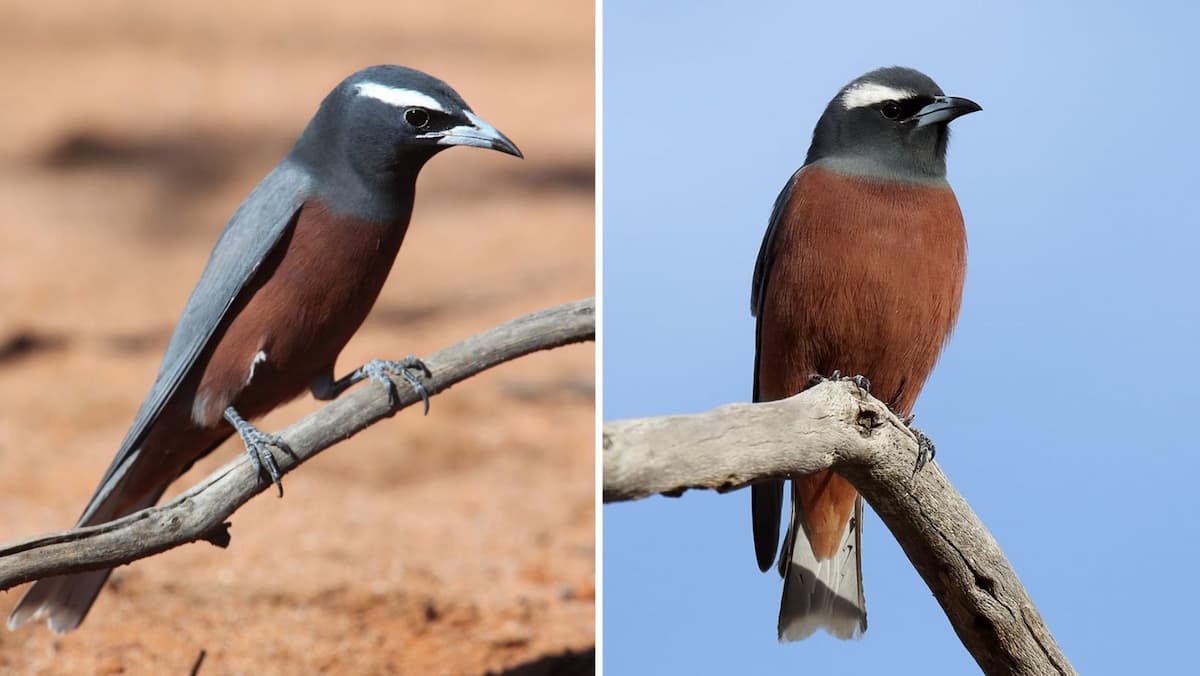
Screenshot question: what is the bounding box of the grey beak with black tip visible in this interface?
[913,96,982,128]
[425,111,523,158]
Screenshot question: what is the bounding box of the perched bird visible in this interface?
[750,67,978,640]
[8,64,522,633]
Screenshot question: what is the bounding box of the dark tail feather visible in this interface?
[6,569,112,634]
[752,480,784,572]
[7,488,163,633]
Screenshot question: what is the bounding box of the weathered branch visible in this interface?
[0,298,594,589]
[603,381,1075,676]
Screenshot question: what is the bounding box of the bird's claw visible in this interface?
[808,370,871,393]
[848,374,871,393]
[224,407,289,497]
[905,417,936,473]
[806,370,927,467]
[358,356,433,414]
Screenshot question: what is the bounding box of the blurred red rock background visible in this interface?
[0,1,594,674]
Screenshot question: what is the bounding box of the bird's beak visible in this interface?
[912,96,982,128]
[433,111,523,158]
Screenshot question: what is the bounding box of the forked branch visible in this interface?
[603,381,1075,676]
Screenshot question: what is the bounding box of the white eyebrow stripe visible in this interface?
[354,82,446,113]
[841,82,918,110]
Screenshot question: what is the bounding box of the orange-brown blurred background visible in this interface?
[0,1,594,673]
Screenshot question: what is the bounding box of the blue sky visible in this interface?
[602,1,1200,673]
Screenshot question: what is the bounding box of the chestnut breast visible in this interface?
[193,198,411,425]
[756,166,966,416]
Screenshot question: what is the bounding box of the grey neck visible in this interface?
[806,155,950,187]
[285,145,426,224]
[310,161,422,224]
[285,92,434,224]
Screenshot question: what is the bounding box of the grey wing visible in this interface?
[749,168,804,571]
[77,160,313,524]
[750,168,806,571]
[751,168,802,402]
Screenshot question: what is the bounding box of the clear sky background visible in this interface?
[602,1,1200,674]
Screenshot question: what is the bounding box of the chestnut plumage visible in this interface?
[750,66,978,641]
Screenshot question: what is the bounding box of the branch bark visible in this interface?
[0,297,594,589]
[603,381,1075,676]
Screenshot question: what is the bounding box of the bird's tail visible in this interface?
[7,489,162,634]
[777,490,867,641]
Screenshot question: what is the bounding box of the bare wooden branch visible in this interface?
[0,298,594,589]
[603,381,1075,676]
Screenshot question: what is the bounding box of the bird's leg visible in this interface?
[310,356,433,414]
[223,406,289,497]
[901,413,936,472]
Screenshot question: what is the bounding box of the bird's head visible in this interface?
[806,67,980,180]
[294,64,522,187]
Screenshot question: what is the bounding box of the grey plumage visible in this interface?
[9,64,520,634]
[83,162,312,527]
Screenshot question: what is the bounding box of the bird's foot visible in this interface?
[901,413,936,472]
[223,406,289,497]
[808,370,871,393]
[355,356,433,414]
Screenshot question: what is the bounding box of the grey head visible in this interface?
[804,66,980,183]
[288,64,522,221]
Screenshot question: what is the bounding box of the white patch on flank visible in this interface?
[840,82,917,110]
[246,350,267,385]
[354,82,445,113]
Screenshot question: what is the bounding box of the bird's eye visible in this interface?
[880,101,902,120]
[404,108,431,128]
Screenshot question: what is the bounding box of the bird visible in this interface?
[7,64,522,634]
[750,66,979,641]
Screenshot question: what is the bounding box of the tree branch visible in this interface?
[603,380,1075,676]
[0,298,594,590]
